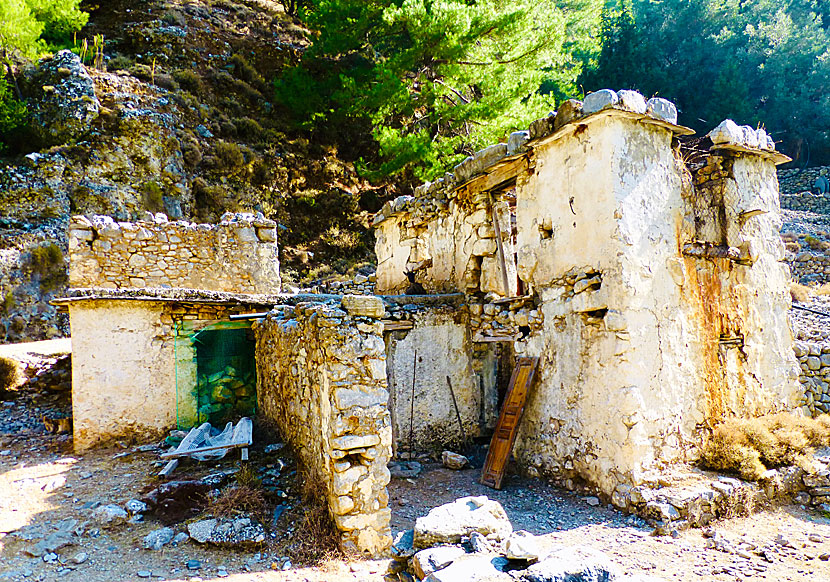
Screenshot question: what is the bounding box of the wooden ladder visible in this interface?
[480,356,539,489]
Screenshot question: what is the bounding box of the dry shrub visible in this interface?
[289,467,342,566]
[790,282,813,303]
[209,465,267,519]
[784,241,801,253]
[815,283,830,296]
[781,233,799,243]
[210,485,267,520]
[0,356,21,392]
[700,413,830,480]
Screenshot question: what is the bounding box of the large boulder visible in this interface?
[412,546,468,579]
[26,50,100,147]
[423,553,511,582]
[187,517,265,547]
[518,546,621,582]
[414,496,512,549]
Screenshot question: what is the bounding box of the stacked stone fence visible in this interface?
[781,192,830,214]
[253,295,393,557]
[788,250,830,285]
[794,341,830,416]
[611,465,830,536]
[68,212,280,293]
[308,273,376,295]
[779,166,830,195]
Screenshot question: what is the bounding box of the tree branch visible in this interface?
[433,79,470,103]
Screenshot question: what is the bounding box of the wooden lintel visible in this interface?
[383,320,415,332]
[473,334,518,343]
[160,441,250,459]
[457,156,528,197]
[491,295,532,305]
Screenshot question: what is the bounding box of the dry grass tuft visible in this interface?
[700,413,830,480]
[209,484,268,520]
[790,282,814,303]
[287,467,342,566]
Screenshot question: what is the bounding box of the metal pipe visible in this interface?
[229,312,270,320]
[409,350,417,460]
[446,376,467,449]
[793,304,830,318]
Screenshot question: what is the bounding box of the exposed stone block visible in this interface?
[583,89,619,114]
[341,294,385,318]
[645,97,678,124]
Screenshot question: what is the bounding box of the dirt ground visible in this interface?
[2,344,830,581]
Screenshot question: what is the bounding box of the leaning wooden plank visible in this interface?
[158,459,179,477]
[480,357,540,489]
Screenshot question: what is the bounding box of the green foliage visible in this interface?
[0,0,88,59]
[29,243,62,276]
[1,290,14,314]
[28,242,67,292]
[0,76,26,152]
[173,69,203,93]
[275,0,601,180]
[141,180,165,212]
[581,0,830,165]
[212,140,246,174]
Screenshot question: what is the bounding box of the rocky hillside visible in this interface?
[0,0,392,343]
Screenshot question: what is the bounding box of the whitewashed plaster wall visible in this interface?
[511,113,799,494]
[70,300,175,451]
[385,308,481,451]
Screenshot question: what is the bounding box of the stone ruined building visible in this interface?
[55,212,281,451]
[374,91,800,498]
[56,211,399,556]
[56,88,804,558]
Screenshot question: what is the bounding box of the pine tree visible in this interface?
[276,0,601,181]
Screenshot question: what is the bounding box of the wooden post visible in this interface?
[489,193,511,297]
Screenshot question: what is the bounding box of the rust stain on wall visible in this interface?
[683,256,746,421]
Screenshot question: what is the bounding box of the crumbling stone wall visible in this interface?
[375,94,800,497]
[778,166,830,195]
[373,174,518,297]
[788,250,830,284]
[68,212,280,293]
[254,296,393,556]
[780,192,830,214]
[309,273,376,295]
[794,341,830,416]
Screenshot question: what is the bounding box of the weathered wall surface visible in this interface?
[254,296,392,557]
[68,212,280,293]
[373,173,517,297]
[385,307,480,452]
[510,113,799,494]
[70,300,175,451]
